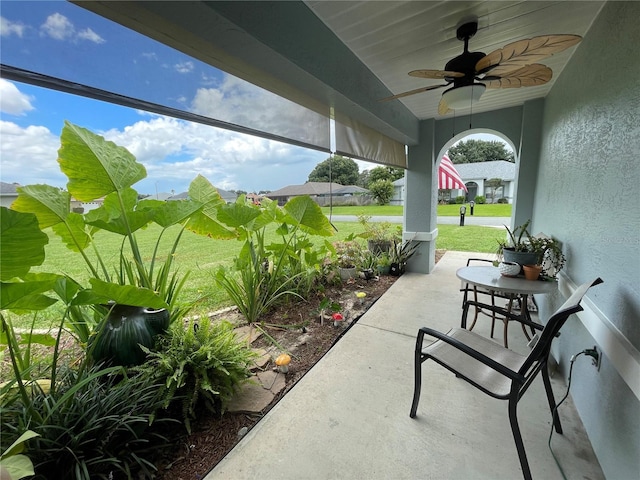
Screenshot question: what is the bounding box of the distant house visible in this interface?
[391,161,516,205]
[0,182,20,208]
[266,182,370,206]
[167,187,237,204]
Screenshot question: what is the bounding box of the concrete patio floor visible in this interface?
[205,251,604,480]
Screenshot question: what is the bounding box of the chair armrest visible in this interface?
[464,300,544,331]
[417,326,526,383]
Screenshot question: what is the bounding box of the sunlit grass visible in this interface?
[16,219,503,329]
[321,203,511,217]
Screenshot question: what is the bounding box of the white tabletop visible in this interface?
[456,266,558,296]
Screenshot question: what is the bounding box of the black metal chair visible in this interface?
[460,258,519,347]
[412,278,603,480]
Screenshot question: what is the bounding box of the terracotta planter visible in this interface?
[522,264,543,281]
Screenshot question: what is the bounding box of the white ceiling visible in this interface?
[306,1,605,120]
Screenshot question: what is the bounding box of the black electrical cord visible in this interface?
[548,350,586,480]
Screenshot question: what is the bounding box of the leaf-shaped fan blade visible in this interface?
[438,98,451,116]
[408,70,464,79]
[476,34,581,73]
[380,84,448,102]
[484,64,552,89]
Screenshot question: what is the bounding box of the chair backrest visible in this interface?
[520,278,603,376]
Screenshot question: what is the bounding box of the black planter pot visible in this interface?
[389,262,405,276]
[91,304,170,366]
[502,248,539,267]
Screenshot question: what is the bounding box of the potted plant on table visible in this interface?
[497,220,566,280]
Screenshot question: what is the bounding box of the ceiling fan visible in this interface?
[381,20,581,115]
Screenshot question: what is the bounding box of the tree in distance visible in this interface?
[448,139,514,164]
[308,155,359,185]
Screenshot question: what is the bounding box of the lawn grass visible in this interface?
[18,220,503,329]
[321,203,511,217]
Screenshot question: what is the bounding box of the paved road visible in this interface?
[328,215,509,227]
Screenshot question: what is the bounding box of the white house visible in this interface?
[391,160,515,205]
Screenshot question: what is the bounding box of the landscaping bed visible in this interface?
[154,274,399,479]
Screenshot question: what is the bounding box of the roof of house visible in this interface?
[0,182,20,195]
[167,188,237,202]
[266,182,352,198]
[453,161,515,181]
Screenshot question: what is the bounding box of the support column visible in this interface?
[513,98,544,227]
[404,119,437,274]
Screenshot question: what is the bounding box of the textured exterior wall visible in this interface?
[534,2,640,478]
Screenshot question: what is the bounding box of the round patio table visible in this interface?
[456,265,558,347]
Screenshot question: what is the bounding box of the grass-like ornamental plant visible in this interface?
[136,317,257,433]
[213,195,334,324]
[1,367,176,480]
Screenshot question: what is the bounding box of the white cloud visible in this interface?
[77,27,105,44]
[40,13,74,40]
[0,80,35,115]
[174,61,194,74]
[100,114,326,194]
[0,121,63,186]
[40,13,104,44]
[0,16,26,37]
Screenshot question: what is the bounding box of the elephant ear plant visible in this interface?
[11,121,227,366]
[213,194,334,325]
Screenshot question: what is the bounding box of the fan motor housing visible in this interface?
[445,51,485,85]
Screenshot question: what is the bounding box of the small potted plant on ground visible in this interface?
[389,238,420,276]
[357,214,398,255]
[333,240,362,282]
[376,252,391,275]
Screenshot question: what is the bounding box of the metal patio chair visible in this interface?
[412,277,603,480]
[460,258,520,347]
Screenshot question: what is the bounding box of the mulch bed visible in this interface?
[155,249,445,479]
[153,274,400,479]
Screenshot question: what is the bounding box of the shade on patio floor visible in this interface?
[205,251,603,480]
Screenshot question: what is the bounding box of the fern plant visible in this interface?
[137,318,256,433]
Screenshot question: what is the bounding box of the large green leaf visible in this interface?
[284,196,334,236]
[139,198,202,228]
[87,279,169,309]
[187,174,224,206]
[186,213,236,239]
[58,121,146,201]
[0,208,49,281]
[51,212,92,252]
[84,188,152,235]
[217,201,261,229]
[0,281,58,311]
[11,184,70,229]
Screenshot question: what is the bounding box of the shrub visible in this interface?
[368,179,394,205]
[497,197,509,204]
[1,366,175,480]
[475,195,486,204]
[136,318,256,433]
[455,196,465,204]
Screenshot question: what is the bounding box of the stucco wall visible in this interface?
[533,2,640,478]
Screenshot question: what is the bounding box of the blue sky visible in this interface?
[1,1,508,196]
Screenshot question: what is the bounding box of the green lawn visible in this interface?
[19,220,503,329]
[321,203,511,217]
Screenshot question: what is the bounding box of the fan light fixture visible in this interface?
[441,83,486,110]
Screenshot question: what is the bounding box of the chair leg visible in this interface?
[509,396,533,480]
[541,366,563,434]
[410,335,424,418]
